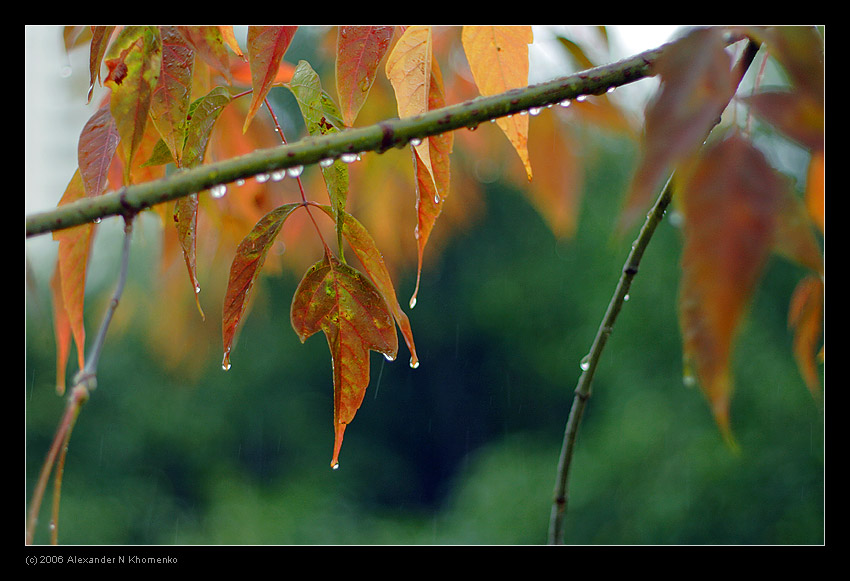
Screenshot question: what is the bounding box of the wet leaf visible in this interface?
[222,203,302,370]
[336,25,395,127]
[243,26,298,133]
[678,131,784,445]
[177,26,237,84]
[462,25,533,180]
[290,254,397,469]
[385,25,435,187]
[87,26,115,103]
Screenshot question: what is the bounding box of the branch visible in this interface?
[546,39,762,545]
[26,43,667,238]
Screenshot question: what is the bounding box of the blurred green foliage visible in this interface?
[26,121,823,546]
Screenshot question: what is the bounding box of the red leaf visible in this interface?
[290,254,397,468]
[222,203,302,370]
[678,131,784,445]
[243,26,298,133]
[335,25,394,127]
[149,26,194,166]
[788,275,824,396]
[77,103,120,197]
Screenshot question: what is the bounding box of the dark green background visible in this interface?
[25,134,824,546]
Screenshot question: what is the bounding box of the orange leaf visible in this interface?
[678,131,784,445]
[806,150,824,235]
[336,25,394,127]
[788,275,824,396]
[49,266,71,395]
[315,205,418,367]
[385,25,435,186]
[243,26,298,133]
[52,170,96,390]
[87,26,115,103]
[621,27,734,232]
[104,26,162,184]
[462,25,533,180]
[222,203,302,370]
[290,254,397,469]
[177,26,236,84]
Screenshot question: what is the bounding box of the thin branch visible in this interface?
[26,43,668,238]
[546,38,761,545]
[26,217,135,545]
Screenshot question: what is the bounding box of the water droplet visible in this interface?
[287,165,304,178]
[409,137,422,147]
[93,217,102,224]
[255,173,270,183]
[319,158,335,168]
[528,107,542,116]
[434,193,441,205]
[271,170,286,181]
[623,293,630,302]
[576,94,587,102]
[409,357,420,369]
[236,179,246,186]
[559,99,571,108]
[195,284,201,294]
[340,152,358,163]
[519,110,528,115]
[331,461,340,470]
[221,352,232,371]
[409,296,417,309]
[580,354,591,371]
[383,353,395,362]
[210,184,227,198]
[607,86,616,94]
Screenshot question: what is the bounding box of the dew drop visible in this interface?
[236,179,246,186]
[434,193,441,205]
[409,137,422,147]
[210,184,227,198]
[409,357,420,369]
[287,165,304,178]
[559,99,571,108]
[271,170,286,181]
[331,461,340,470]
[607,86,616,94]
[221,352,232,371]
[340,152,358,163]
[576,94,587,102]
[579,354,591,371]
[409,296,417,309]
[255,173,270,183]
[383,353,395,362]
[623,293,630,302]
[319,158,335,168]
[529,107,542,116]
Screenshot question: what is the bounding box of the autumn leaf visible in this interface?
[222,203,302,370]
[385,25,435,188]
[177,26,237,84]
[103,26,162,184]
[462,25,533,180]
[788,275,824,397]
[87,26,115,103]
[677,131,785,446]
[314,205,418,367]
[806,150,824,234]
[52,170,97,394]
[620,27,734,232]
[243,26,298,133]
[336,25,395,127]
[149,26,194,166]
[290,254,397,469]
[77,103,120,197]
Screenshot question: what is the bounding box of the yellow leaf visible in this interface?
[462,25,533,180]
[385,26,435,187]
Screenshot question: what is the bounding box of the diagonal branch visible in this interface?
[26,43,669,238]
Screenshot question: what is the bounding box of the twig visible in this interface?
[26,217,135,545]
[546,38,761,545]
